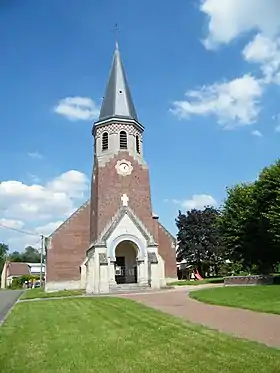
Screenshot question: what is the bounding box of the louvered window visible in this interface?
[135,135,140,153]
[120,131,127,149]
[102,132,109,151]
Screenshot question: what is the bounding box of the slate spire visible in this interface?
[98,43,138,122]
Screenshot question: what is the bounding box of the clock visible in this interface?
[119,163,129,173]
[115,159,133,176]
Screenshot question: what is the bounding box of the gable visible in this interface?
[46,201,90,283]
[94,206,156,247]
[48,200,90,239]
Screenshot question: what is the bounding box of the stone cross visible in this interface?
[121,193,129,206]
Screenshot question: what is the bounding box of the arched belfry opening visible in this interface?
[115,240,138,284]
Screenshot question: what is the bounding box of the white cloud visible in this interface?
[243,34,280,84]
[181,194,217,210]
[275,124,280,133]
[0,218,24,230]
[47,170,88,199]
[0,170,89,250]
[171,1,280,128]
[251,129,263,137]
[28,152,43,160]
[201,0,280,50]
[54,96,100,121]
[165,194,217,211]
[0,219,39,251]
[201,0,280,85]
[171,74,262,128]
[243,34,278,63]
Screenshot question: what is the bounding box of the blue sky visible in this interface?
[1,0,280,250]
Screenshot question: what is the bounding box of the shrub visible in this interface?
[9,275,40,289]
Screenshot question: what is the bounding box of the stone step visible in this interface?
[109,283,150,293]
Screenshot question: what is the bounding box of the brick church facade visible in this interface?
[45,43,177,293]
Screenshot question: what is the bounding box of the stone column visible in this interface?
[147,252,161,289]
[85,255,95,294]
[99,253,110,293]
[108,259,117,286]
[137,259,148,286]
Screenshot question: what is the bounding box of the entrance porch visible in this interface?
[85,234,165,294]
[115,240,138,284]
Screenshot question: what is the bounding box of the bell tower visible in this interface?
[45,43,177,294]
[90,43,157,246]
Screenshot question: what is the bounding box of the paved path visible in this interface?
[0,290,22,324]
[120,285,280,349]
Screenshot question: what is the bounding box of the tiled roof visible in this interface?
[8,262,30,276]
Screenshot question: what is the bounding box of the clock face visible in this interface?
[115,159,133,176]
[120,163,129,173]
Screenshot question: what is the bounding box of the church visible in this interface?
[45,43,177,293]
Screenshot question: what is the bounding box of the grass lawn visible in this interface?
[190,285,280,315]
[1,298,280,373]
[168,277,224,286]
[20,288,84,300]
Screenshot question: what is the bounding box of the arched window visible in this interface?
[102,132,109,151]
[135,135,140,154]
[119,131,127,149]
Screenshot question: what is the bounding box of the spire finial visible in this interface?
[114,23,119,49]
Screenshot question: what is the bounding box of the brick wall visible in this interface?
[157,222,177,278]
[46,202,90,282]
[90,151,156,242]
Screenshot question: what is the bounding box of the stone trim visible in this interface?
[95,122,143,141]
[158,221,176,249]
[108,234,146,262]
[95,206,156,246]
[96,147,148,169]
[93,118,144,133]
[80,258,88,267]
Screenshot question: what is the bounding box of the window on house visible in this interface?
[102,132,109,151]
[120,131,127,149]
[135,135,140,153]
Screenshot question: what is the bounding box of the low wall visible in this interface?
[224,275,274,286]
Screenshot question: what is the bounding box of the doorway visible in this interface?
[115,240,138,284]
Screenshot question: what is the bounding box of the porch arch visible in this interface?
[108,234,146,262]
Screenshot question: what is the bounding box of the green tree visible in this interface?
[219,160,280,274]
[176,207,222,276]
[252,159,280,271]
[21,246,41,262]
[265,189,280,243]
[218,182,256,272]
[9,250,22,262]
[9,246,41,263]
